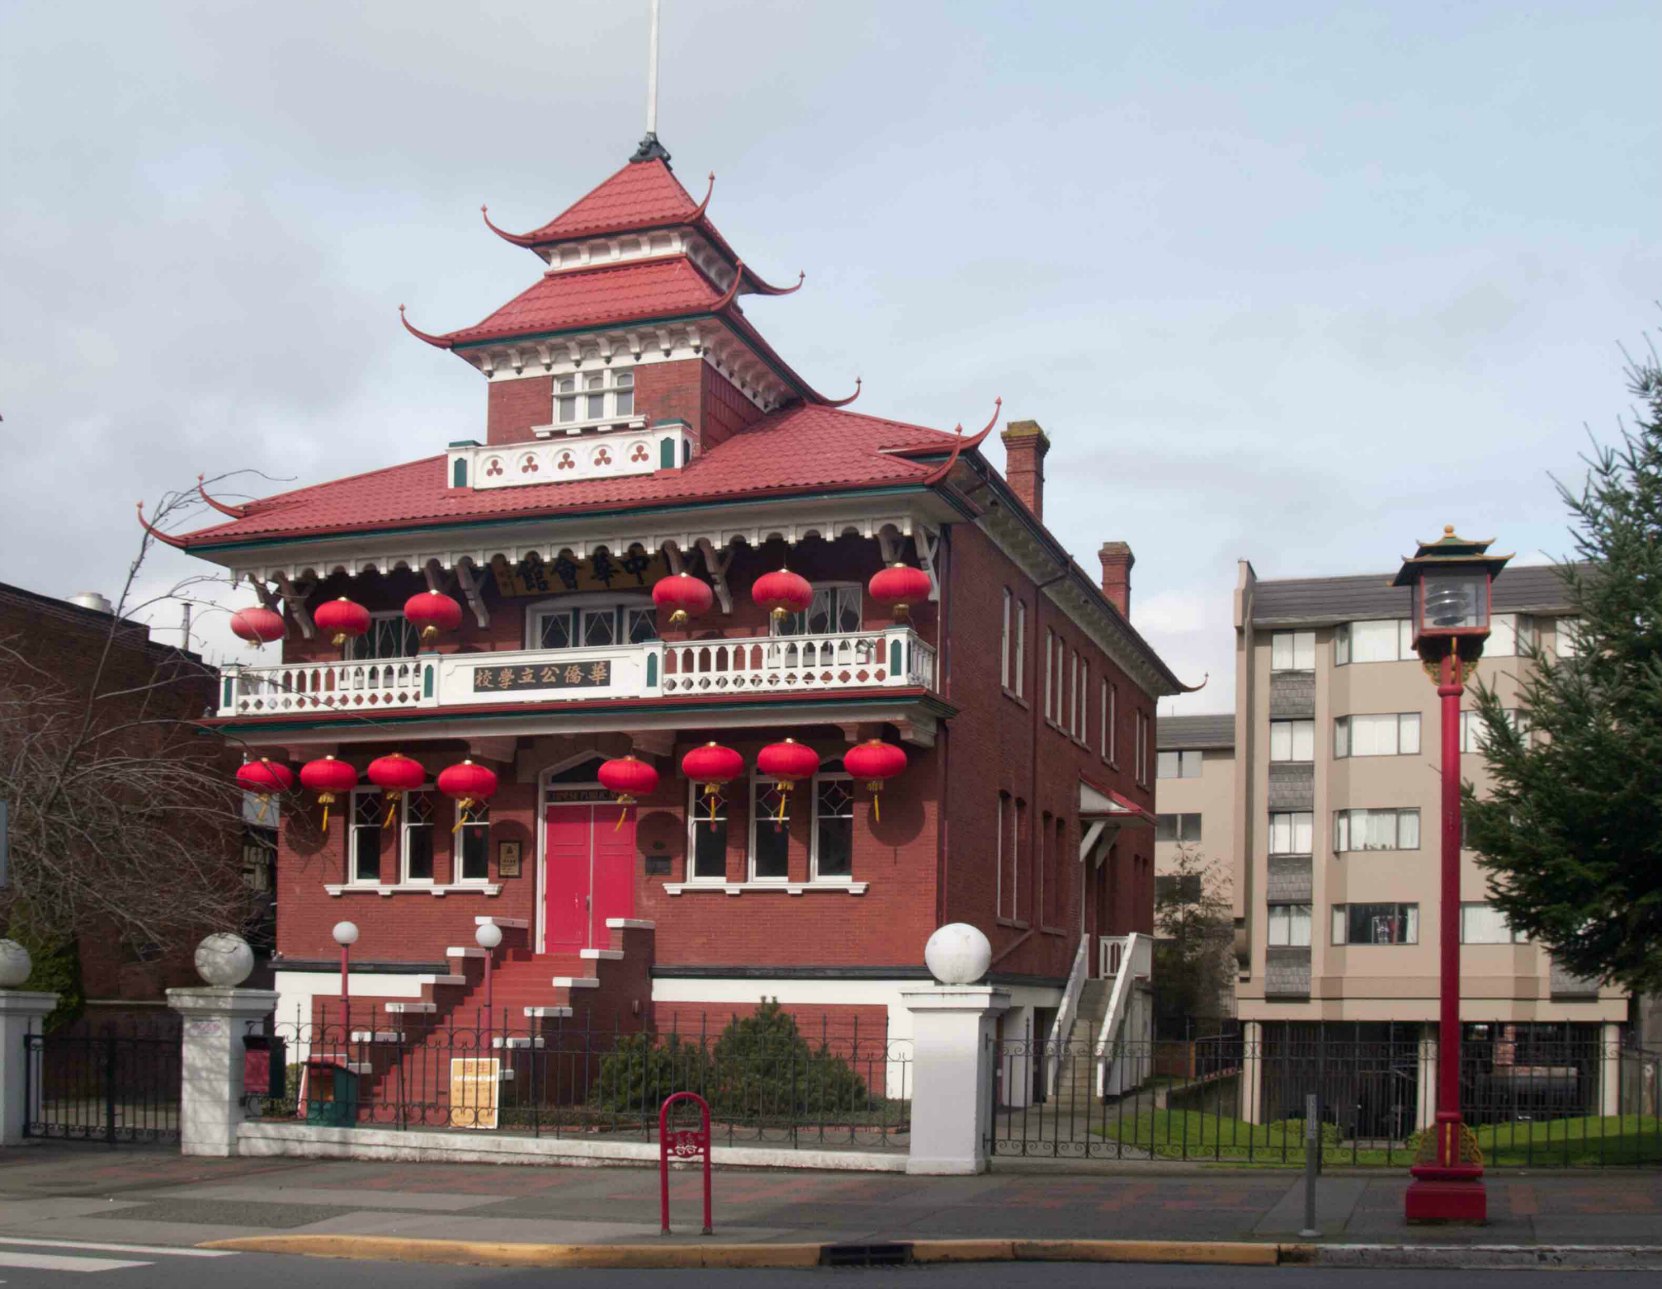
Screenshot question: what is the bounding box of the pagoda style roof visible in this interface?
[507,157,706,245]
[174,405,969,550]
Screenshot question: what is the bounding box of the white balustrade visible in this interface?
[217,627,937,717]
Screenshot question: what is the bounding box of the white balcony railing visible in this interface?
[215,627,937,718]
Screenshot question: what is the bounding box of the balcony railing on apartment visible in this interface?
[216,627,937,718]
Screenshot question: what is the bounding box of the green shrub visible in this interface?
[591,1032,712,1114]
[1269,1116,1343,1147]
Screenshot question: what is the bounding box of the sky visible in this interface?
[2,0,1657,713]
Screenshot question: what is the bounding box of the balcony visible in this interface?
[215,627,937,719]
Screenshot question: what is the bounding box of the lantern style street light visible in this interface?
[475,921,503,1017]
[1392,526,1510,1224]
[332,920,359,1018]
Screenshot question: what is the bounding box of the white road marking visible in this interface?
[0,1239,233,1259]
[0,1251,149,1272]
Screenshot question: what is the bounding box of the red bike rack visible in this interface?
[659,1091,713,1236]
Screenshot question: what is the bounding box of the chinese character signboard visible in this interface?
[490,550,666,598]
[472,660,612,694]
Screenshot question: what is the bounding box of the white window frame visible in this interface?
[1268,811,1314,856]
[1106,683,1118,765]
[1157,749,1204,780]
[1270,630,1315,672]
[747,775,792,883]
[1135,711,1150,785]
[553,365,637,428]
[1461,708,1526,753]
[1000,589,1012,690]
[348,787,383,885]
[1332,902,1420,945]
[524,592,656,651]
[809,767,855,883]
[1554,616,1583,658]
[1335,618,1414,666]
[1014,601,1027,698]
[347,612,420,662]
[1268,903,1312,947]
[685,780,729,883]
[1269,719,1315,763]
[1460,902,1526,944]
[1335,712,1421,758]
[455,802,491,884]
[400,787,438,886]
[1334,807,1421,853]
[1155,812,1202,844]
[772,582,863,638]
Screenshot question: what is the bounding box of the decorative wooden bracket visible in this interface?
[423,559,446,594]
[877,525,901,565]
[273,572,316,639]
[455,556,490,630]
[661,541,685,576]
[1079,820,1107,865]
[694,538,735,615]
[914,527,942,601]
[627,730,676,759]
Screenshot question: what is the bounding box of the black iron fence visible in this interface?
[250,1006,910,1151]
[990,1033,1662,1167]
[22,1019,181,1145]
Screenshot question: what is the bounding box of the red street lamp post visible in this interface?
[1394,526,1510,1224]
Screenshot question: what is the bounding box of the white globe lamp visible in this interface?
[475,922,503,950]
[924,922,992,986]
[331,921,360,947]
[194,932,254,987]
[0,939,31,989]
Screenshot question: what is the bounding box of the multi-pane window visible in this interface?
[402,790,436,883]
[533,600,658,651]
[687,783,728,881]
[1335,713,1421,758]
[1461,902,1526,944]
[1271,631,1315,672]
[555,368,635,424]
[1157,749,1203,779]
[1013,601,1027,697]
[457,803,490,883]
[777,584,861,637]
[1460,708,1526,753]
[1001,590,1012,689]
[1268,811,1314,855]
[1335,619,1414,665]
[349,790,382,883]
[349,615,420,661]
[749,779,791,880]
[1332,903,1419,945]
[1334,808,1420,852]
[1155,813,1202,843]
[1105,683,1118,764]
[812,768,854,880]
[1268,903,1312,947]
[1269,719,1315,762]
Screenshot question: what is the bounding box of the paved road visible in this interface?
[0,1241,1651,1288]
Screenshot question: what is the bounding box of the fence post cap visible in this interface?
[0,938,29,988]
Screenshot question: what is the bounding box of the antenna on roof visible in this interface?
[631,0,672,164]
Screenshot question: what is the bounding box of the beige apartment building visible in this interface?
[1154,713,1235,901]
[1221,559,1628,1130]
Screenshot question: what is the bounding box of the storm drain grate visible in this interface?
[820,1243,914,1268]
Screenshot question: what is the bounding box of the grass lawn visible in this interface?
[1477,1115,1662,1167]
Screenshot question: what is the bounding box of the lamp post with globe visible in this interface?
[1393,527,1510,1224]
[475,922,503,1017]
[332,921,359,1019]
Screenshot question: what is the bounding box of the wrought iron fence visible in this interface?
[249,1006,910,1150]
[990,1031,1662,1167]
[22,1019,181,1145]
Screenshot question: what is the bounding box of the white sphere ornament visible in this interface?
[194,933,254,987]
[475,922,503,950]
[332,920,360,947]
[0,939,31,988]
[924,923,992,986]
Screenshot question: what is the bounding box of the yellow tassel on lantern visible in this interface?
[871,788,881,822]
[613,795,634,831]
[451,798,474,835]
[704,783,720,826]
[319,791,337,834]
[670,609,689,627]
[420,625,439,644]
[383,791,402,829]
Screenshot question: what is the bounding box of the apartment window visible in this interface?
[555,367,636,424]
[1271,630,1315,672]
[349,614,420,661]
[996,792,1016,919]
[1334,808,1420,853]
[1157,749,1203,779]
[1268,903,1312,947]
[1461,708,1527,753]
[1014,601,1027,697]
[687,783,728,881]
[1554,617,1583,658]
[1332,903,1419,945]
[811,765,854,880]
[749,778,791,880]
[1269,719,1315,762]
[1001,589,1012,689]
[401,790,436,884]
[456,803,491,883]
[1335,619,1414,665]
[1461,902,1526,944]
[1156,873,1203,903]
[1486,614,1532,657]
[1335,713,1421,758]
[1155,813,1202,843]
[1268,811,1313,855]
[532,599,658,651]
[348,789,382,884]
[777,584,861,637]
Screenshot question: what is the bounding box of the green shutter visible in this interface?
[452,458,468,487]
[646,653,658,686]
[659,438,675,469]
[423,664,435,699]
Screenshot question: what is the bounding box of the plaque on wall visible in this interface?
[644,854,672,876]
[497,840,522,878]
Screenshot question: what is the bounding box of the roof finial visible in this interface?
[631,0,671,164]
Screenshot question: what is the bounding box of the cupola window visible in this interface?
[556,369,635,426]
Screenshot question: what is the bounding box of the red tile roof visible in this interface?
[521,159,702,243]
[178,405,962,549]
[432,257,722,348]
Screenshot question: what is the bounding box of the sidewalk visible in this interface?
[3,1144,1662,1253]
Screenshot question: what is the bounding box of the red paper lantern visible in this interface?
[236,757,293,825]
[300,755,358,832]
[843,739,907,820]
[230,605,285,648]
[756,738,819,824]
[751,568,813,622]
[313,597,371,648]
[437,758,499,832]
[868,564,931,619]
[681,742,745,825]
[652,572,714,627]
[598,754,659,804]
[367,752,426,825]
[404,590,463,643]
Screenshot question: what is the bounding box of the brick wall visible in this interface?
[486,375,554,446]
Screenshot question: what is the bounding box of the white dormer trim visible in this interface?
[450,423,691,492]
[536,233,736,293]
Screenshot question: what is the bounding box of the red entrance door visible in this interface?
[544,803,636,952]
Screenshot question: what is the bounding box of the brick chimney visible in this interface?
[1098,542,1134,617]
[1000,419,1050,519]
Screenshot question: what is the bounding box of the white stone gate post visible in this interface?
[0,991,58,1146]
[902,984,1011,1174]
[167,933,276,1157]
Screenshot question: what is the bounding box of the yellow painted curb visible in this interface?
[198,1235,824,1270]
[1012,1239,1281,1265]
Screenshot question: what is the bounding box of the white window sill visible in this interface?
[325,883,503,897]
[532,415,648,438]
[663,881,868,896]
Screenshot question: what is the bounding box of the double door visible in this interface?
[543,803,636,952]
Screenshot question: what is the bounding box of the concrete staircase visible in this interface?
[1054,977,1112,1106]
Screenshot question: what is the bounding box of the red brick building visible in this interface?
[162,145,1182,1054]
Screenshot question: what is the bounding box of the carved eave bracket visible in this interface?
[694,537,736,615]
